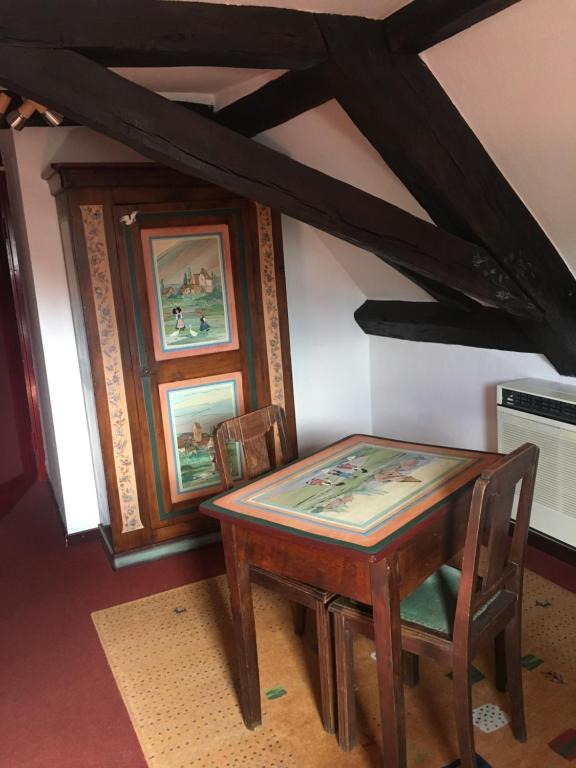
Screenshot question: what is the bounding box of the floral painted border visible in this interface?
[256,204,286,411]
[80,205,143,533]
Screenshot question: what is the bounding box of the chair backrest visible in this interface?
[454,443,539,640]
[213,404,292,489]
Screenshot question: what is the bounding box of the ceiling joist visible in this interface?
[0,42,511,309]
[215,64,335,138]
[0,0,329,69]
[355,301,539,353]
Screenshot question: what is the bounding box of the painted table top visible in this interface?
[201,435,498,553]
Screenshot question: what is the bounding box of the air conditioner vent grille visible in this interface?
[499,412,576,519]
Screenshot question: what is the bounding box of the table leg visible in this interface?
[221,521,262,730]
[370,554,407,768]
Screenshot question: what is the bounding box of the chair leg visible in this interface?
[402,651,419,687]
[315,603,336,734]
[333,612,357,751]
[505,613,527,742]
[452,656,477,768]
[494,630,507,692]
[292,602,307,637]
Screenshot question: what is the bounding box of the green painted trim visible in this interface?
[201,484,470,555]
[141,375,167,514]
[98,524,221,570]
[234,217,257,409]
[123,226,167,518]
[123,208,258,522]
[201,434,480,554]
[123,228,148,370]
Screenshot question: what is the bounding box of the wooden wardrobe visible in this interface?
[47,164,296,566]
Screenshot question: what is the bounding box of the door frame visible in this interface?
[0,168,46,494]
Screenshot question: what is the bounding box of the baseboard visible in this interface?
[526,527,575,566]
[65,527,101,547]
[98,525,222,570]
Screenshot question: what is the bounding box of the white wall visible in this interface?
[4,128,145,533]
[370,339,571,451]
[281,217,370,453]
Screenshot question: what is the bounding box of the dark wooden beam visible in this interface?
[0,43,524,311]
[319,17,576,374]
[0,0,328,69]
[215,64,335,138]
[0,93,213,128]
[383,0,522,54]
[355,301,539,353]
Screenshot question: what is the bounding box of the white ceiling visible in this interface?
[164,0,412,19]
[113,66,284,106]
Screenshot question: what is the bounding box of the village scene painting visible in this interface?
[159,374,244,503]
[142,224,238,360]
[249,443,471,530]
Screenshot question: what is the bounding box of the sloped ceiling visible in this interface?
[1,0,572,367]
[423,0,576,275]
[238,0,575,306]
[119,0,574,294]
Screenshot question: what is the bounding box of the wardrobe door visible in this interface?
[113,198,293,532]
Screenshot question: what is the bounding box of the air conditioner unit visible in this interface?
[497,378,576,549]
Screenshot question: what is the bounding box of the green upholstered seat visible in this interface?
[400,564,462,635]
[400,564,500,636]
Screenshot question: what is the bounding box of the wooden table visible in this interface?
[200,435,498,767]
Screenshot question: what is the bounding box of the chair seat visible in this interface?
[400,564,501,636]
[400,564,461,634]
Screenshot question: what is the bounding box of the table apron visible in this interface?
[244,528,372,603]
[241,488,472,604]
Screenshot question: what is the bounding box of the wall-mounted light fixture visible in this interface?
[0,92,12,123]
[41,106,64,127]
[6,99,64,130]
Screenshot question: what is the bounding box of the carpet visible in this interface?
[92,570,575,768]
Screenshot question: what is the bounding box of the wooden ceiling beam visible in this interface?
[319,17,576,373]
[355,300,539,353]
[0,43,514,309]
[214,64,335,138]
[0,0,329,69]
[0,92,213,127]
[383,0,522,54]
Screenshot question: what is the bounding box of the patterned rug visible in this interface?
[92,570,575,768]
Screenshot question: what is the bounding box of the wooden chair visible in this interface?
[329,443,539,766]
[213,404,336,734]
